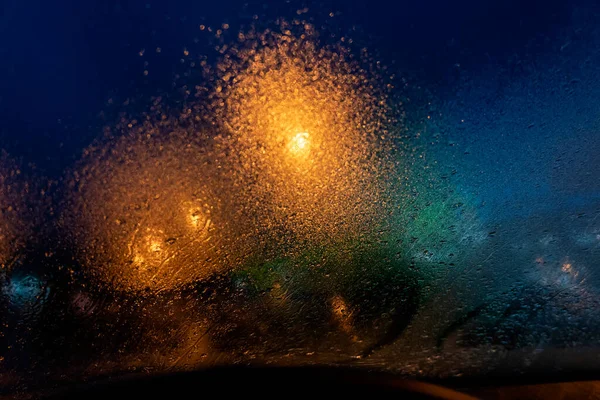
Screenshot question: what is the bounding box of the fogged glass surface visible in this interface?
[2,0,600,396]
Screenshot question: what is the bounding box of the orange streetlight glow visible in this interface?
[288,132,310,155]
[205,24,393,247]
[64,132,237,292]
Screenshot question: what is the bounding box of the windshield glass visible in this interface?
[2,0,600,396]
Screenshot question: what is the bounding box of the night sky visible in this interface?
[0,0,574,176]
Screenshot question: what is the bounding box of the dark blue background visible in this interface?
[0,0,575,176]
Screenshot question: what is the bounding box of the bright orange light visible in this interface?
[148,238,163,253]
[207,25,392,247]
[288,132,310,155]
[188,208,206,230]
[189,212,202,228]
[132,232,165,269]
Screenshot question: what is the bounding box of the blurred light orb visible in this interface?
[2,275,47,309]
[63,132,240,293]
[288,132,310,155]
[205,23,394,248]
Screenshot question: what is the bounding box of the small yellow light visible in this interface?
[189,211,202,228]
[149,238,162,253]
[288,132,310,154]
